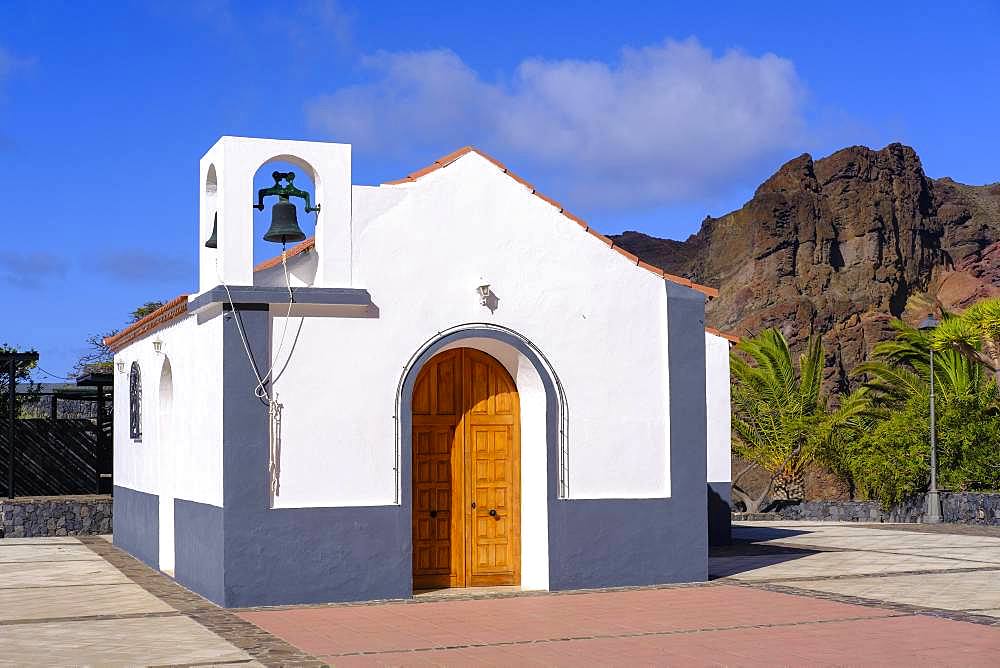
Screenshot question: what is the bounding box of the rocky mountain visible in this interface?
[613,144,1000,391]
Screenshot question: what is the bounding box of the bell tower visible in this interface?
[197,136,352,293]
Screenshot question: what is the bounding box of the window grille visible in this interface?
[129,362,142,440]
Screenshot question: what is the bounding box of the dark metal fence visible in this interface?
[0,418,112,496]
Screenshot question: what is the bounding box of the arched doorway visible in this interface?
[412,348,521,589]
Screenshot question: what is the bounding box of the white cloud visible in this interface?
[307,38,808,211]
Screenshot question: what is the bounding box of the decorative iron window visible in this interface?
[129,362,142,440]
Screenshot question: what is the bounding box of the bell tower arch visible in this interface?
[197,137,352,293]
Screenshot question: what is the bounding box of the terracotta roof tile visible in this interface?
[706,326,741,344]
[637,259,665,277]
[585,227,614,246]
[407,164,440,180]
[506,171,535,191]
[560,210,589,230]
[253,236,316,272]
[437,146,477,167]
[104,294,190,352]
[611,245,641,265]
[473,150,507,172]
[533,192,563,210]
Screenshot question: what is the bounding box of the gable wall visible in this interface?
[268,153,679,507]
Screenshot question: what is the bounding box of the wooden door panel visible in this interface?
[470,425,516,581]
[465,348,520,586]
[412,425,455,587]
[412,349,464,590]
[413,348,519,589]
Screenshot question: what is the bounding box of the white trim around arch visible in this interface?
[394,323,568,591]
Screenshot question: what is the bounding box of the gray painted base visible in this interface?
[549,498,707,589]
[708,482,732,546]
[174,499,226,606]
[224,507,410,608]
[112,486,158,569]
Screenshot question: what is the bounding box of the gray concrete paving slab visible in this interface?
[718,521,1000,624]
[787,570,1000,613]
[0,616,257,667]
[0,557,130,589]
[0,543,102,563]
[0,582,173,622]
[0,537,83,545]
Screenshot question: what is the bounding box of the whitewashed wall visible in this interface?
[268,153,675,508]
[113,310,225,509]
[705,332,732,484]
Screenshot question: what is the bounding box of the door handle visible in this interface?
[471,502,476,509]
[489,508,497,517]
[429,510,437,518]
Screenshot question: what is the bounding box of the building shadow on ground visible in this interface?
[708,525,823,580]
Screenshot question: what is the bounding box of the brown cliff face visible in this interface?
[613,144,1000,391]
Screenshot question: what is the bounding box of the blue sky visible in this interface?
[2,1,998,376]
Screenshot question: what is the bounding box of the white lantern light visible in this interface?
[152,338,163,355]
[116,360,126,374]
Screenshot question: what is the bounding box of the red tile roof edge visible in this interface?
[251,146,720,298]
[705,326,741,344]
[104,294,190,353]
[253,236,316,272]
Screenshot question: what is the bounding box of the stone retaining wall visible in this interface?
[0,495,113,538]
[736,492,1000,525]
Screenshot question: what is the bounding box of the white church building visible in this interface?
[106,136,733,607]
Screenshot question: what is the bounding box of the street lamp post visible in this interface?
[919,314,943,524]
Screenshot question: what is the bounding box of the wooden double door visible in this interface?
[412,348,521,589]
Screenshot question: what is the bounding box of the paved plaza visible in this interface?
[0,522,998,666]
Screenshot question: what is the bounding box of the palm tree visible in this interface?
[730,329,866,513]
[930,297,1000,385]
[853,318,998,407]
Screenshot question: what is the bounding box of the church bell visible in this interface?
[263,197,306,245]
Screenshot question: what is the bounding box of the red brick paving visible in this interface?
[238,584,1000,666]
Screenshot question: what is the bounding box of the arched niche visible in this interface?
[158,357,176,574]
[250,155,320,283]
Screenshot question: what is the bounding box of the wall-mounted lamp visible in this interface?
[116,361,126,374]
[477,278,491,306]
[254,171,320,248]
[152,338,163,355]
